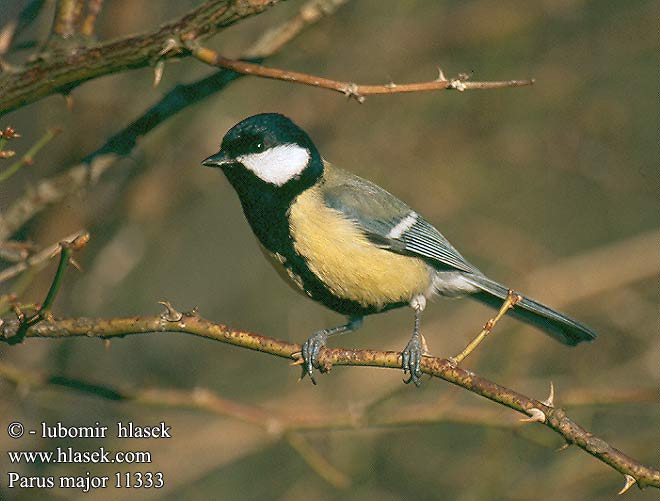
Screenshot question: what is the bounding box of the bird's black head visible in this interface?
[202,113,323,200]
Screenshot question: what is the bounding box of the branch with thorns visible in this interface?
[0,301,657,493]
[0,0,284,115]
[189,45,534,103]
[4,231,89,344]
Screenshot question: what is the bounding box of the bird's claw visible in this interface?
[300,330,329,385]
[401,334,423,386]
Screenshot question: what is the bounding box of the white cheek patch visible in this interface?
[237,144,310,186]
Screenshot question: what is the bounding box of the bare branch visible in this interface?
[0,312,657,489]
[47,0,85,44]
[0,0,47,57]
[0,0,283,115]
[450,290,521,364]
[286,433,351,489]
[6,232,89,344]
[0,229,87,283]
[80,0,104,38]
[0,127,61,183]
[189,45,534,102]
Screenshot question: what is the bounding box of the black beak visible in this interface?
[202,151,233,168]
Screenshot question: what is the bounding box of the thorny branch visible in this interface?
[5,232,89,344]
[190,45,534,103]
[0,0,282,115]
[0,311,658,491]
[0,127,61,183]
[0,230,87,283]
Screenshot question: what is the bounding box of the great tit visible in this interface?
[202,113,596,385]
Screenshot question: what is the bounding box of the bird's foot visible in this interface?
[301,329,329,385]
[402,333,423,386]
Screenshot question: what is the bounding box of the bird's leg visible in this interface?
[301,317,363,384]
[450,290,520,365]
[402,298,426,386]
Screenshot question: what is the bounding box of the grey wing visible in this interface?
[322,166,481,274]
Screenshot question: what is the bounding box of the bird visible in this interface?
[202,113,596,385]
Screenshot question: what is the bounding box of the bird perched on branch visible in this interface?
[202,113,596,385]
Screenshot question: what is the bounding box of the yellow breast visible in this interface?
[288,186,433,310]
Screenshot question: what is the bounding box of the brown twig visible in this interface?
[190,45,534,102]
[286,433,351,488]
[80,0,104,37]
[0,230,87,283]
[0,127,61,183]
[6,232,89,344]
[0,312,657,490]
[48,0,85,43]
[451,290,521,364]
[0,0,283,115]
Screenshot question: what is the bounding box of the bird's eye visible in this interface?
[255,142,264,152]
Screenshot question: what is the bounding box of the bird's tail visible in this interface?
[462,274,596,346]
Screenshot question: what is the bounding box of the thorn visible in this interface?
[435,66,447,82]
[520,407,546,423]
[617,474,636,495]
[341,83,365,103]
[153,60,165,87]
[68,257,82,271]
[555,442,570,453]
[0,21,17,56]
[290,358,304,366]
[158,301,183,322]
[385,81,396,89]
[542,381,555,407]
[158,38,180,57]
[64,93,74,111]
